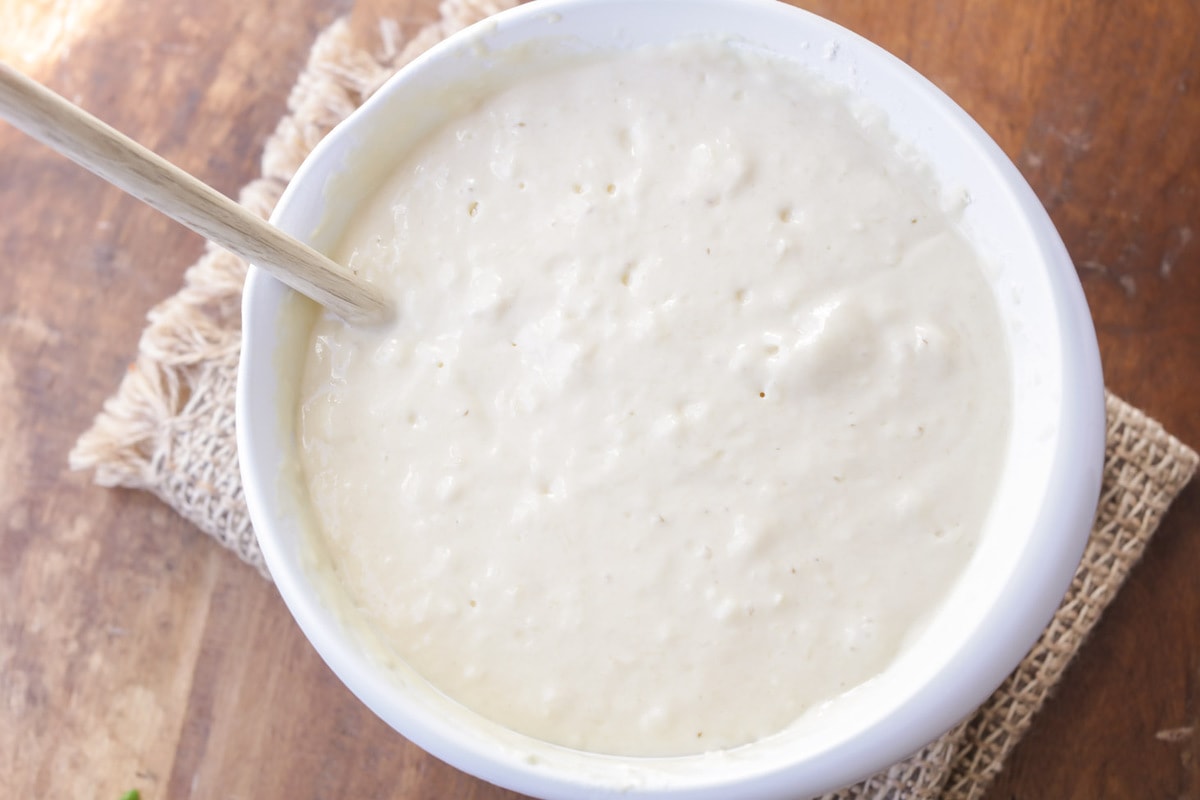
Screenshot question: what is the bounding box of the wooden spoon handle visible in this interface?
[0,61,391,326]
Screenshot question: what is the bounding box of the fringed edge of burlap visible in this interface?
[67,0,518,572]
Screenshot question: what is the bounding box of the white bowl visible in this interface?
[237,1,1106,797]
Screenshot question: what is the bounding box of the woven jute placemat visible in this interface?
[69,2,1198,798]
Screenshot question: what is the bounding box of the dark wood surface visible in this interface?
[2,1,1197,797]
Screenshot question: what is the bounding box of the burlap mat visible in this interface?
[68,2,1198,798]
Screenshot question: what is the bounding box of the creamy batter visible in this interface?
[297,43,1010,756]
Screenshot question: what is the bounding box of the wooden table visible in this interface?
[2,1,1197,797]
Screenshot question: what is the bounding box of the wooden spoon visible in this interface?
[0,62,391,326]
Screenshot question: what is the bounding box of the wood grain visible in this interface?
[1,1,1197,798]
[0,62,390,324]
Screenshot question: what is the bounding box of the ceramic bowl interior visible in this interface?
[237,1,1106,798]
